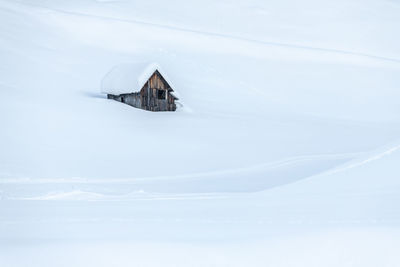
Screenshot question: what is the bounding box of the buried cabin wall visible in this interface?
[108,71,177,111]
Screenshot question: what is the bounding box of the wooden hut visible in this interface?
[101,62,179,112]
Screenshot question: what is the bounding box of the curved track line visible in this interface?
[0,152,358,184]
[12,190,233,201]
[325,144,400,176]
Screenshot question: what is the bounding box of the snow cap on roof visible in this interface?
[101,62,179,98]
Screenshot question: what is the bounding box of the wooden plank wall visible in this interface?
[108,71,177,112]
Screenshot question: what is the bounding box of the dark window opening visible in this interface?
[121,97,124,103]
[157,90,166,99]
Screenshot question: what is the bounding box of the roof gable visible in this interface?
[101,62,179,98]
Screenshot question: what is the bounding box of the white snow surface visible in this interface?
[101,61,180,98]
[1,0,400,266]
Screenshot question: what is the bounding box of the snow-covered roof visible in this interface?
[101,62,179,99]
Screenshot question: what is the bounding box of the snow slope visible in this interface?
[1,0,400,266]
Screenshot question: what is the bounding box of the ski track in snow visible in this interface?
[0,152,358,184]
[3,143,399,201]
[5,0,400,65]
[0,152,356,200]
[325,143,400,176]
[12,190,232,201]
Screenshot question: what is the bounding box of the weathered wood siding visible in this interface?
[107,70,177,112]
[107,92,142,109]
